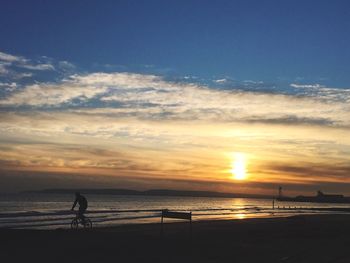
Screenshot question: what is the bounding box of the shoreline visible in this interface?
[2,213,350,262]
[0,210,346,230]
[3,205,350,230]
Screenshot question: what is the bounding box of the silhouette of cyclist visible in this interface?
[71,192,88,224]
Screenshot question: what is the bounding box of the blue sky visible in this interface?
[1,0,350,87]
[0,1,350,194]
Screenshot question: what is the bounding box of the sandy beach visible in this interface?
[2,214,350,263]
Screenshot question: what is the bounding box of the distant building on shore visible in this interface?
[316,190,343,199]
[277,189,349,204]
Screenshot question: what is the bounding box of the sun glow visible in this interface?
[235,213,246,219]
[231,153,247,180]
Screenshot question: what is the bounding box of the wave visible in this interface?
[0,209,153,219]
[0,213,160,229]
[2,206,350,229]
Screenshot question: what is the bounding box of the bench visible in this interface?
[160,209,192,235]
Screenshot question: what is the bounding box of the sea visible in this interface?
[1,193,350,229]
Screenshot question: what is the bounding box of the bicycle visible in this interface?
[71,214,92,229]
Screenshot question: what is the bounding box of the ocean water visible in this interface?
[1,193,349,229]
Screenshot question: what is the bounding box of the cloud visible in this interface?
[0,51,55,80]
[0,82,17,91]
[12,72,33,79]
[0,81,108,106]
[0,51,27,63]
[0,72,187,107]
[290,83,323,89]
[20,63,55,71]
[243,80,264,84]
[263,162,350,183]
[214,78,228,83]
[245,115,335,126]
[0,62,10,75]
[290,83,350,104]
[58,61,76,71]
[0,72,349,128]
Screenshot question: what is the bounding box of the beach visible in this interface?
[2,214,350,263]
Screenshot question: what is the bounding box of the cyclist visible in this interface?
[71,192,88,225]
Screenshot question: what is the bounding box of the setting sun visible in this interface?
[231,153,247,180]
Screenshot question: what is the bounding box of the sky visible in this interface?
[0,0,350,195]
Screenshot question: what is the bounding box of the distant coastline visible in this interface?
[21,188,272,200]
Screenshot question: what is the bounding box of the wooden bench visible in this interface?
[160,209,192,235]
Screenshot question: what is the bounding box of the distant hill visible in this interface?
[22,188,272,199]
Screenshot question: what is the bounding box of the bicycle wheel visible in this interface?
[71,218,79,229]
[84,218,92,229]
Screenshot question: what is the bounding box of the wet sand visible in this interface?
[1,214,350,263]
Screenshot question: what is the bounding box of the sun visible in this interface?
[231,153,247,180]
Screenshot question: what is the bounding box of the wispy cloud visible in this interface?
[1,72,349,128]
[0,51,27,63]
[290,83,323,89]
[20,63,55,71]
[0,50,66,82]
[262,162,350,183]
[0,62,10,75]
[0,82,17,91]
[58,60,76,71]
[214,78,228,83]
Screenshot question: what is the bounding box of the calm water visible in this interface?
[1,193,349,229]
